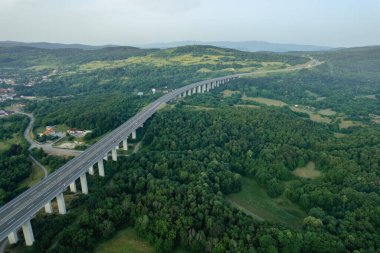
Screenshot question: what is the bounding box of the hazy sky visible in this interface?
[0,0,379,47]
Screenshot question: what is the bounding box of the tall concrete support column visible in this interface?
[8,231,19,244]
[80,174,88,194]
[132,130,137,139]
[103,153,108,160]
[187,89,191,96]
[69,182,77,193]
[56,193,66,214]
[21,220,34,246]
[123,139,128,150]
[183,92,186,97]
[207,83,211,92]
[98,159,105,177]
[89,165,94,175]
[44,201,53,213]
[193,87,196,94]
[202,84,206,93]
[197,86,201,93]
[112,148,117,161]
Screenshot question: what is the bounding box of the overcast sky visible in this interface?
[0,0,379,47]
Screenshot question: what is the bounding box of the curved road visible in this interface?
[15,111,83,157]
[0,59,322,243]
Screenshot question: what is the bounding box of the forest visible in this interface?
[0,114,31,205]
[1,45,379,252]
[21,104,380,253]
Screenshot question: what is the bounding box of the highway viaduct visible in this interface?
[0,58,322,246]
[0,74,239,246]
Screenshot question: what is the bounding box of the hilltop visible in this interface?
[0,40,334,52]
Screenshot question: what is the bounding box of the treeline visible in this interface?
[0,115,32,206]
[31,148,72,172]
[25,93,152,140]
[146,106,331,196]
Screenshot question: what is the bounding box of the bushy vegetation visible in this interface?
[23,105,380,253]
[0,115,31,206]
[2,45,380,252]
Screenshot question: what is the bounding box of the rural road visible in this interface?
[29,155,48,178]
[0,115,51,253]
[15,111,83,157]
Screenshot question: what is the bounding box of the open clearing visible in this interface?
[292,162,321,179]
[241,95,334,124]
[334,133,348,138]
[95,228,155,253]
[56,142,77,149]
[227,177,306,229]
[18,163,45,188]
[95,228,189,253]
[319,109,336,116]
[222,90,240,97]
[187,105,215,111]
[80,52,288,73]
[0,133,23,152]
[338,117,365,129]
[234,104,261,109]
[242,96,288,107]
[290,106,332,123]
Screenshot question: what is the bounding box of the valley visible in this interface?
[0,44,379,253]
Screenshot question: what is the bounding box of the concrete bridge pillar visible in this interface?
[103,153,108,160]
[197,86,201,93]
[123,139,128,150]
[202,84,206,93]
[80,174,88,194]
[44,201,53,213]
[192,87,196,94]
[183,92,186,97]
[56,193,66,214]
[69,182,77,193]
[187,89,191,96]
[89,165,94,175]
[207,83,211,92]
[21,220,34,246]
[98,159,105,177]
[112,147,117,161]
[132,130,137,140]
[8,231,19,244]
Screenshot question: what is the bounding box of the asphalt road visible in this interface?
[15,111,83,157]
[0,60,322,242]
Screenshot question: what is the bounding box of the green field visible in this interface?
[0,133,23,152]
[18,163,45,188]
[227,177,306,229]
[292,162,321,179]
[95,228,190,253]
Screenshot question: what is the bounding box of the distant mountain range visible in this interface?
[0,41,117,50]
[0,40,333,52]
[137,41,334,52]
